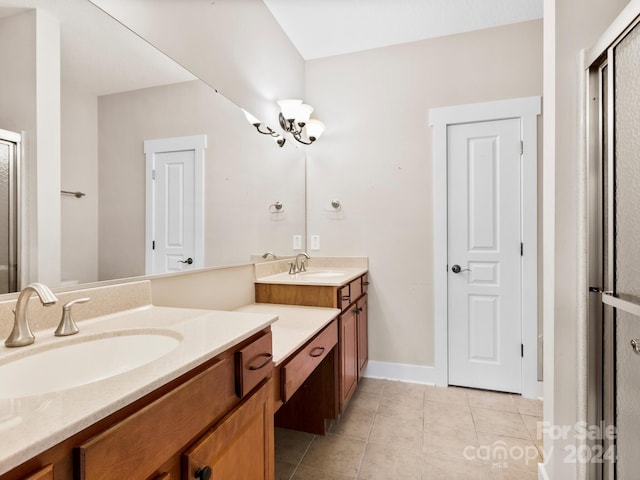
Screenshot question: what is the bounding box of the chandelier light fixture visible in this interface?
[242,109,286,147]
[277,99,325,145]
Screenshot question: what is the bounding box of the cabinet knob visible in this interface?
[195,466,212,480]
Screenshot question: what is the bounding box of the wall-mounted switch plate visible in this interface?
[293,235,302,250]
[311,235,320,250]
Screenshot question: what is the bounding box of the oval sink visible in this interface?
[0,332,181,399]
[299,271,345,279]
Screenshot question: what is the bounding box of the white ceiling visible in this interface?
[262,0,543,60]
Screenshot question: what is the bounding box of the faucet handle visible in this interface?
[55,297,90,337]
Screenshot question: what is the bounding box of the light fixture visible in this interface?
[277,99,325,145]
[242,109,286,147]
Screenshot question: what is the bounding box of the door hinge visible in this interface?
[520,243,524,256]
[152,240,155,250]
[521,343,524,357]
[520,140,524,155]
[152,169,156,180]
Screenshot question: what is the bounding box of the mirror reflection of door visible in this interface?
[144,135,205,275]
[588,15,640,480]
[0,129,19,294]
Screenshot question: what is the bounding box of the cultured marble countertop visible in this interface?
[254,267,367,287]
[234,304,340,365]
[0,305,277,475]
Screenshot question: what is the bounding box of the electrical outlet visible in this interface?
[311,235,320,250]
[293,235,302,250]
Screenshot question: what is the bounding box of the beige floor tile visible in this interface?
[424,385,469,405]
[347,390,380,416]
[300,435,366,477]
[472,406,530,439]
[291,465,355,480]
[357,378,386,395]
[476,433,541,473]
[487,465,538,480]
[275,461,297,480]
[423,422,478,459]
[422,453,488,480]
[275,428,315,465]
[377,395,424,422]
[358,442,422,480]
[369,413,424,449]
[329,406,374,440]
[467,389,518,412]
[520,414,543,447]
[513,396,543,417]
[424,399,474,430]
[381,380,427,398]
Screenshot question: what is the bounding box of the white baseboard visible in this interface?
[363,360,442,385]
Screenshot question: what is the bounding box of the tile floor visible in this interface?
[275,378,543,479]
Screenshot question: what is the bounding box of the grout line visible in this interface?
[287,434,317,480]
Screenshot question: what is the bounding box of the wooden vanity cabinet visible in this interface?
[1,329,274,480]
[183,378,273,480]
[356,293,368,380]
[255,272,368,413]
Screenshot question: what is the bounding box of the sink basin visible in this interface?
[299,271,346,279]
[0,332,181,399]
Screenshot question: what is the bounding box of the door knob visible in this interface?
[179,257,194,265]
[451,264,471,274]
[631,339,640,355]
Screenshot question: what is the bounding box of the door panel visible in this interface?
[448,119,522,393]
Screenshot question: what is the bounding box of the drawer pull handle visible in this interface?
[363,281,370,285]
[342,295,350,301]
[309,346,325,358]
[195,466,212,480]
[248,353,273,370]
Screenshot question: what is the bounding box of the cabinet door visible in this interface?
[340,306,358,410]
[356,294,368,380]
[184,379,274,480]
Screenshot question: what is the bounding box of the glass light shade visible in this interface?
[242,109,260,125]
[277,99,303,119]
[295,104,314,124]
[305,119,325,140]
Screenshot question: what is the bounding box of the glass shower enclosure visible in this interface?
[0,128,20,294]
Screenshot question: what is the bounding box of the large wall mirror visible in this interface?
[0,0,305,292]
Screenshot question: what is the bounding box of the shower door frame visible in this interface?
[0,128,21,293]
[585,4,640,479]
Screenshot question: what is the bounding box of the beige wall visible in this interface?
[544,0,630,478]
[304,20,543,368]
[97,80,305,281]
[61,80,99,284]
[90,0,305,132]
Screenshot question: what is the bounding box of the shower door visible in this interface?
[0,129,19,293]
[588,14,640,480]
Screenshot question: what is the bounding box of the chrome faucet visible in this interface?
[289,252,311,274]
[4,283,58,347]
[261,252,277,260]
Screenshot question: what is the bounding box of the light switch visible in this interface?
[293,235,302,250]
[311,235,320,250]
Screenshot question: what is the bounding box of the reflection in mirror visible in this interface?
[0,0,305,289]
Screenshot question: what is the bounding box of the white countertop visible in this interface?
[255,267,367,287]
[234,304,340,365]
[0,305,277,475]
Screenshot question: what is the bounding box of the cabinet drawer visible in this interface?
[77,358,233,480]
[235,331,273,398]
[22,465,53,480]
[281,320,338,402]
[338,277,363,310]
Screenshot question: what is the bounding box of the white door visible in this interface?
[145,135,205,275]
[447,118,522,393]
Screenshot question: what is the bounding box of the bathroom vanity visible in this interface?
[0,304,277,480]
[254,266,369,417]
